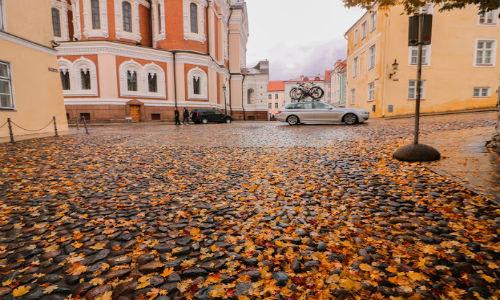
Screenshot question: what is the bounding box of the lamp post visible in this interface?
[393,12,440,162]
[223,85,228,115]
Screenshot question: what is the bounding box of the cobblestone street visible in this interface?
[0,112,498,299]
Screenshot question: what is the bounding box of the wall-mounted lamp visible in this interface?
[389,59,399,79]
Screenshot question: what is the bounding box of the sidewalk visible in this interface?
[422,127,500,201]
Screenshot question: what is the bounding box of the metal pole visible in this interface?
[53,116,59,137]
[223,86,228,115]
[76,116,80,130]
[7,118,14,143]
[82,116,89,135]
[414,13,424,145]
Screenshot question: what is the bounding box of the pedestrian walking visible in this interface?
[191,109,200,124]
[174,108,181,125]
[183,107,190,124]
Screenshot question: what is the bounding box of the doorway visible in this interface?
[130,105,141,122]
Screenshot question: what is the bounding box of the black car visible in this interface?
[192,109,232,124]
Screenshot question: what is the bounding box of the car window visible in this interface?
[313,102,330,109]
[285,103,299,109]
[296,102,313,109]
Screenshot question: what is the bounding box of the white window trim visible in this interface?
[0,0,5,31]
[119,60,166,98]
[352,57,358,78]
[183,0,206,42]
[353,29,358,45]
[0,61,15,110]
[58,57,98,96]
[473,87,491,97]
[350,89,355,105]
[368,45,376,70]
[474,39,496,67]
[408,80,426,100]
[408,45,432,66]
[478,9,499,25]
[361,21,367,39]
[187,67,208,99]
[71,0,81,40]
[370,11,376,32]
[367,82,375,102]
[144,63,166,97]
[51,0,70,41]
[152,0,166,45]
[83,0,109,38]
[115,0,141,42]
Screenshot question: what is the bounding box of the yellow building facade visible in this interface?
[345,5,500,117]
[0,0,68,140]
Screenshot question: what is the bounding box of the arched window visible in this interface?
[80,69,91,90]
[190,3,198,33]
[148,73,157,93]
[91,0,101,29]
[122,1,132,32]
[247,89,254,104]
[127,70,137,91]
[193,76,201,95]
[51,8,61,37]
[187,68,207,99]
[60,70,70,90]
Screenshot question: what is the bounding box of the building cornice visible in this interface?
[0,31,56,55]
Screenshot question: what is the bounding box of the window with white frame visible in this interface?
[144,63,165,96]
[368,45,376,70]
[475,40,495,66]
[114,0,140,42]
[361,21,367,39]
[409,45,431,65]
[370,11,376,31]
[52,8,61,37]
[187,67,208,99]
[0,0,4,30]
[408,80,425,99]
[183,0,206,42]
[127,70,137,91]
[60,69,70,90]
[51,0,70,41]
[0,61,13,109]
[350,89,355,105]
[354,29,358,45]
[479,10,498,25]
[91,0,101,29]
[152,0,165,44]
[157,3,162,32]
[268,103,271,109]
[352,57,358,77]
[275,102,278,109]
[268,94,271,100]
[83,0,108,38]
[275,93,278,99]
[368,82,374,101]
[247,89,254,104]
[59,58,98,96]
[473,87,490,97]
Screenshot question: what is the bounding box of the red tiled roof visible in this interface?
[268,81,285,92]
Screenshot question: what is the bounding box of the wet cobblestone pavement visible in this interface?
[0,112,498,299]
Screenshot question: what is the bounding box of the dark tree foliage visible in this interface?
[343,0,500,14]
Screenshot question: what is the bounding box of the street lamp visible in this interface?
[393,12,440,162]
[389,59,399,79]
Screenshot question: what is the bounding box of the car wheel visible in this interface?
[202,118,208,124]
[343,113,358,125]
[225,118,232,124]
[286,115,300,125]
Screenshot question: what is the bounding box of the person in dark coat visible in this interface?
[174,108,181,125]
[191,109,199,124]
[183,108,190,124]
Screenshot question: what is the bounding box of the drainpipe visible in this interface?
[227,9,234,116]
[173,51,178,109]
[241,74,246,120]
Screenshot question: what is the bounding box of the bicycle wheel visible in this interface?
[309,86,324,100]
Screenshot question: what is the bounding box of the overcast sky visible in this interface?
[245,0,365,80]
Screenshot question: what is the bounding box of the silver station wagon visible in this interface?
[276,101,369,125]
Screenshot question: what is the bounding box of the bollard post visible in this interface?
[82,117,89,135]
[7,118,14,143]
[53,116,59,137]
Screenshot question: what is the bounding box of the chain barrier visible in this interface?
[2,116,61,143]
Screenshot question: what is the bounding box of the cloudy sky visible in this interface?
[245,0,365,80]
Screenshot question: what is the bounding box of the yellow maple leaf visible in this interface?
[359,263,373,272]
[407,271,427,282]
[90,242,106,250]
[90,278,105,286]
[2,279,12,287]
[481,274,495,283]
[13,285,31,297]
[72,241,83,249]
[387,266,398,273]
[339,278,361,291]
[161,267,174,278]
[95,291,112,300]
[137,275,151,289]
[67,263,87,276]
[209,285,227,297]
[180,258,196,268]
